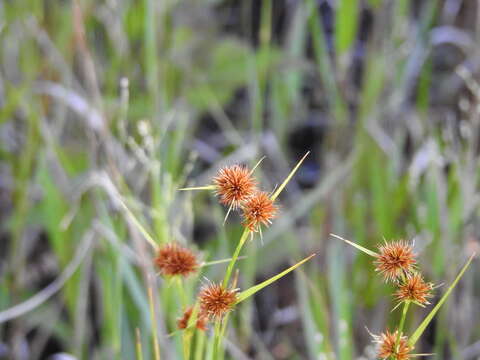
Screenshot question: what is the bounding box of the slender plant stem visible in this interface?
[179,185,216,191]
[222,228,249,287]
[135,328,144,360]
[194,330,206,360]
[212,320,223,359]
[176,277,191,359]
[176,277,187,307]
[117,196,158,251]
[182,331,192,360]
[395,300,410,355]
[148,286,161,360]
[218,313,230,359]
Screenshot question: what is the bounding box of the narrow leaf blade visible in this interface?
[335,0,360,54]
[236,253,316,303]
[330,233,378,257]
[201,256,247,267]
[270,151,309,201]
[179,185,216,191]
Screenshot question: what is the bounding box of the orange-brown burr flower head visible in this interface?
[177,307,193,330]
[177,307,209,331]
[241,191,277,232]
[154,243,199,277]
[213,165,257,209]
[395,273,433,305]
[195,312,209,331]
[375,330,412,360]
[374,240,416,282]
[198,282,238,321]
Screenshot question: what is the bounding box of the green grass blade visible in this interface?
[335,0,359,54]
[236,253,316,303]
[270,151,309,201]
[250,156,266,174]
[409,253,476,347]
[147,286,161,360]
[135,328,144,360]
[116,196,158,251]
[179,185,216,191]
[330,234,378,257]
[201,256,247,267]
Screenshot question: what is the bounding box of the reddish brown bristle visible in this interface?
[177,307,193,330]
[154,243,198,277]
[195,312,209,331]
[395,273,433,305]
[177,307,209,331]
[198,282,238,321]
[241,191,277,232]
[375,330,412,360]
[374,240,416,282]
[213,165,257,209]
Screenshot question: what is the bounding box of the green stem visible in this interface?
[147,287,161,360]
[396,301,410,353]
[194,330,206,360]
[212,320,223,359]
[182,330,193,360]
[176,277,187,307]
[135,328,144,360]
[222,228,249,287]
[177,277,191,360]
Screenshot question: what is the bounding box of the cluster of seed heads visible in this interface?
[373,240,434,359]
[213,164,277,233]
[154,163,278,331]
[374,330,412,360]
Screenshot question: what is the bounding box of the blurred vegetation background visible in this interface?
[1,0,479,359]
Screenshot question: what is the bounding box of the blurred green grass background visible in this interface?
[0,0,479,359]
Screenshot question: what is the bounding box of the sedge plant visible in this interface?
[331,234,475,359]
[143,152,314,359]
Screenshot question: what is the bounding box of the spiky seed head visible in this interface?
[395,273,433,305]
[213,165,257,209]
[177,307,193,330]
[177,307,209,331]
[195,312,209,331]
[241,191,277,232]
[374,240,416,282]
[198,282,238,321]
[154,243,198,277]
[374,330,412,360]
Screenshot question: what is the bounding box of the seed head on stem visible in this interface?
[241,191,277,233]
[374,240,416,282]
[395,273,433,306]
[154,243,199,277]
[213,165,257,210]
[374,329,412,360]
[177,307,208,331]
[198,282,238,321]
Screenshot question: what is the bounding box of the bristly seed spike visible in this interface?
[155,243,199,277]
[373,330,412,360]
[375,240,417,282]
[241,191,277,233]
[198,282,238,321]
[395,273,433,306]
[213,165,257,210]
